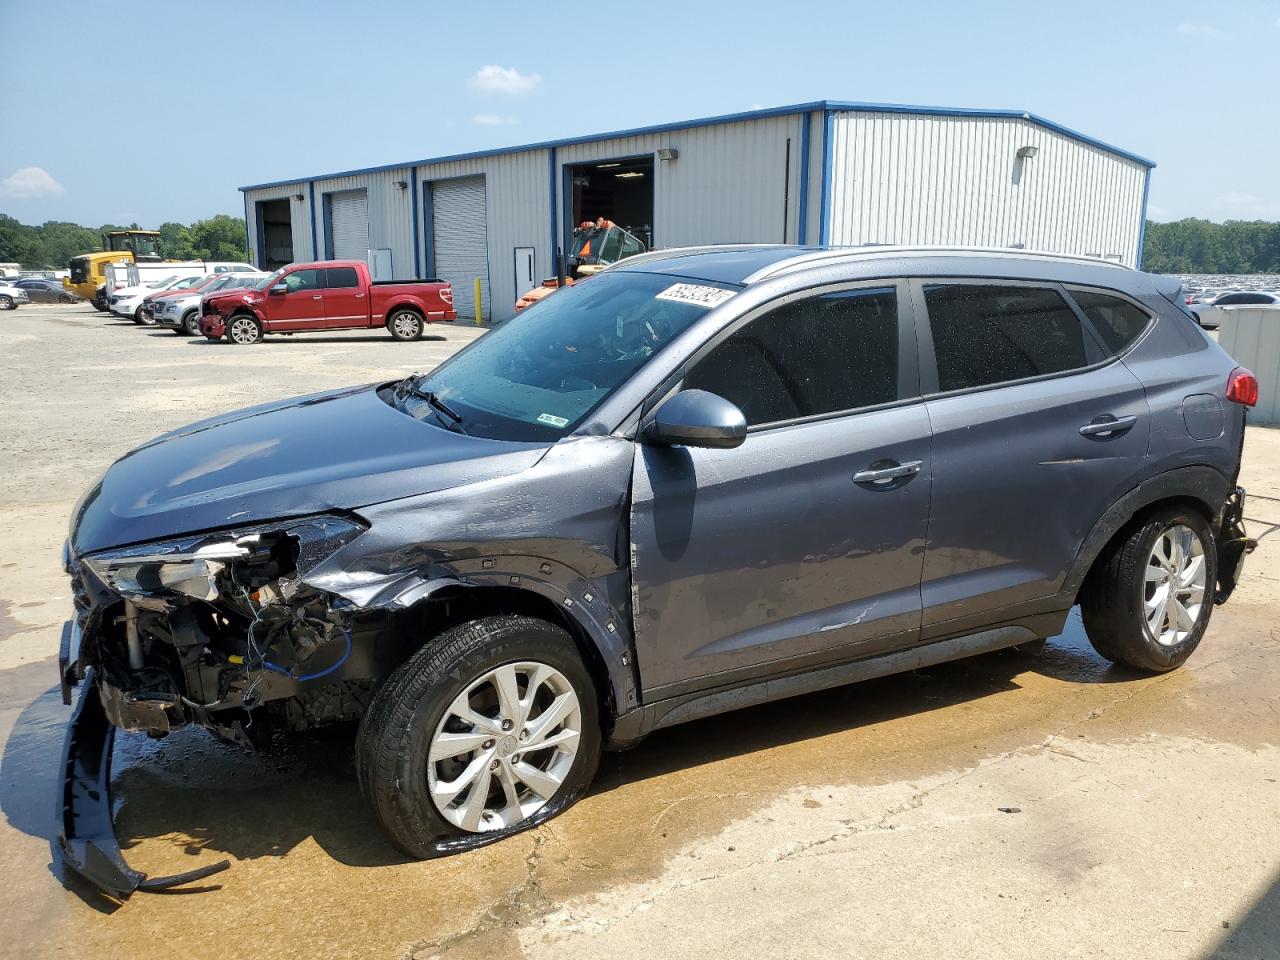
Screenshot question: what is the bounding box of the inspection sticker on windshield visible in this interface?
[537,413,570,427]
[655,283,735,308]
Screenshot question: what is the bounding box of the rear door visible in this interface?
[630,282,932,698]
[914,280,1151,636]
[322,266,368,328]
[267,267,325,330]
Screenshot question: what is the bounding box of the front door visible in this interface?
[514,247,535,294]
[322,265,368,328]
[269,267,325,330]
[914,280,1152,635]
[630,283,932,698]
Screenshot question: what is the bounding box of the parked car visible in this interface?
[155,273,269,335]
[11,277,79,303]
[199,260,456,343]
[1190,290,1280,330]
[56,246,1258,897]
[141,273,242,325]
[108,274,207,322]
[0,281,30,310]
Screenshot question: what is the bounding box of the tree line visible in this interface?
[0,213,248,268]
[1140,219,1280,275]
[3,211,1280,275]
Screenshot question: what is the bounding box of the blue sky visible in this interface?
[1,0,1277,227]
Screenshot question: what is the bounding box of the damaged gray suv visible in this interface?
[57,246,1257,896]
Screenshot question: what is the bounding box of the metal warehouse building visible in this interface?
[240,100,1154,323]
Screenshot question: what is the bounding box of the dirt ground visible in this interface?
[1,303,1277,960]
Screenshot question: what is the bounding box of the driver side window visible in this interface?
[284,269,320,293]
[684,287,902,428]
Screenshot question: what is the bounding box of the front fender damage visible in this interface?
[56,667,230,899]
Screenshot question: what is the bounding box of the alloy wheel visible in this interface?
[228,316,259,344]
[392,311,420,339]
[427,661,581,833]
[1144,523,1207,646]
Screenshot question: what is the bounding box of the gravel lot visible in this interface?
[1,303,1278,960]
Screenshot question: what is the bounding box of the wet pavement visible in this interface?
[1,304,1278,959]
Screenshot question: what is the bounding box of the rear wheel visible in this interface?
[227,313,263,345]
[356,615,601,858]
[387,308,424,341]
[1081,507,1216,672]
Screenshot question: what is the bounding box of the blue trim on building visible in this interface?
[422,180,435,277]
[307,182,318,260]
[410,167,421,277]
[321,192,333,260]
[797,112,811,244]
[242,194,251,262]
[1136,168,1152,270]
[818,111,834,246]
[548,147,557,275]
[240,99,1155,193]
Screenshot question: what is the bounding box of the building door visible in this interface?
[430,176,490,322]
[513,246,535,295]
[328,190,369,261]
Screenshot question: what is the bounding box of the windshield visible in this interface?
[412,271,736,442]
[145,275,178,288]
[256,268,287,290]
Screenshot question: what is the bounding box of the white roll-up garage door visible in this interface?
[329,190,369,261]
[431,176,490,321]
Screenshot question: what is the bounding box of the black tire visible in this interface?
[356,615,601,859]
[132,305,147,324]
[387,308,424,341]
[59,293,74,303]
[181,310,200,336]
[1081,507,1216,672]
[226,312,263,344]
[0,295,13,311]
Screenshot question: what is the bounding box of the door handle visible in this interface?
[355,292,365,298]
[1079,415,1137,438]
[311,294,322,300]
[853,459,923,485]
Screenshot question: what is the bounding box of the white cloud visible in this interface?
[1177,22,1225,38]
[472,114,517,126]
[468,64,542,95]
[0,166,65,200]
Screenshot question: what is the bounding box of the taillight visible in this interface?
[1226,367,1258,407]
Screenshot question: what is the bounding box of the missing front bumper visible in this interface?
[55,667,230,899]
[1215,486,1256,605]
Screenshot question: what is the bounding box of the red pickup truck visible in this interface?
[200,260,456,344]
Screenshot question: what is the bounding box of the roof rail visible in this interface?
[600,244,785,273]
[743,245,1135,283]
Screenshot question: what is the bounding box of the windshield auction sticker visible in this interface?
[654,283,736,308]
[537,413,570,427]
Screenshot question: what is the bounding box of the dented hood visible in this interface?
[70,384,548,554]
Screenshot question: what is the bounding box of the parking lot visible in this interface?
[1,302,1278,960]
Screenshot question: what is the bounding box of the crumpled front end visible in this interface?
[56,512,397,897]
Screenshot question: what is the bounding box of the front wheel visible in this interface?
[356,616,601,858]
[1081,508,1216,672]
[59,293,75,304]
[0,295,13,310]
[226,313,263,344]
[387,309,424,341]
[181,310,200,336]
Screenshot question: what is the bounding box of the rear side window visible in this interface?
[684,287,900,427]
[325,267,359,288]
[924,284,1087,392]
[1068,289,1152,354]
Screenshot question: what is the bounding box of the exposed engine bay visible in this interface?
[61,515,400,744]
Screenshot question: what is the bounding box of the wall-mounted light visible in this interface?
[615,171,646,179]
[657,147,679,162]
[291,193,304,201]
[595,162,621,169]
[1016,146,1039,159]
[394,180,408,190]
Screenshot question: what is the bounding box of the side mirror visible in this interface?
[642,389,747,450]
[270,283,288,295]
